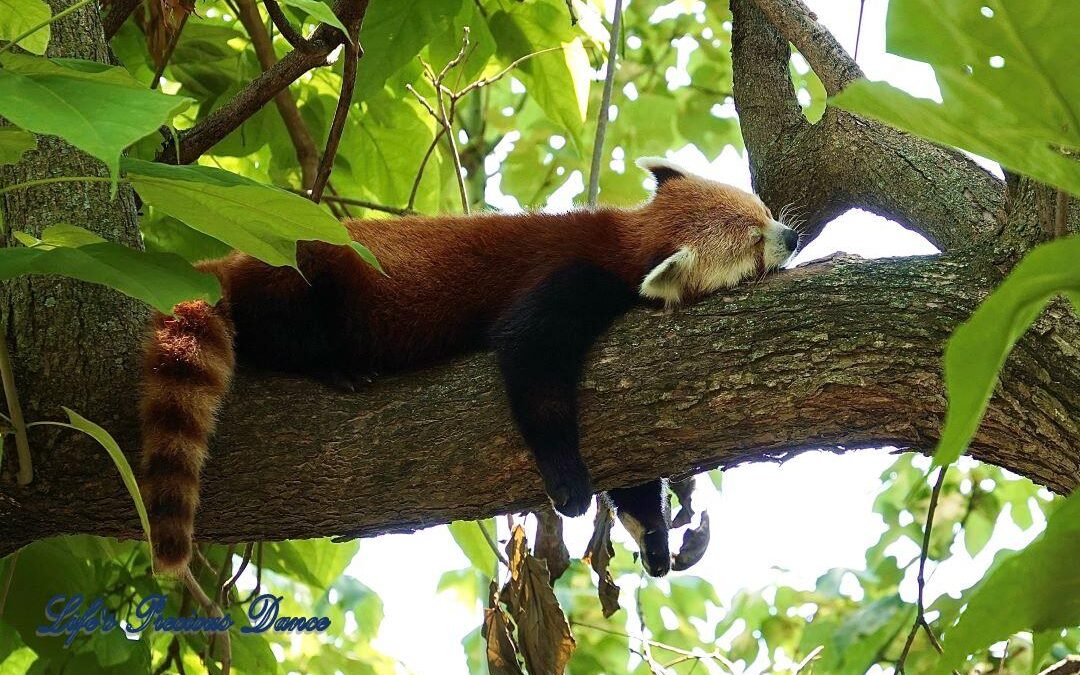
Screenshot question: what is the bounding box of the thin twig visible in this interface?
[214,543,236,605]
[326,181,354,218]
[283,187,413,215]
[150,12,190,90]
[309,17,362,203]
[573,620,738,672]
[263,0,313,51]
[239,542,264,605]
[794,645,824,673]
[406,129,444,211]
[853,0,866,62]
[221,542,254,607]
[237,0,322,189]
[477,520,509,567]
[587,0,624,207]
[0,335,32,485]
[896,466,953,675]
[182,569,231,675]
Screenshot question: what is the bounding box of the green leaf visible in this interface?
[276,0,349,38]
[352,0,462,98]
[122,158,353,269]
[933,236,1080,465]
[0,223,220,314]
[0,127,36,165]
[963,509,994,557]
[261,538,359,591]
[0,0,52,55]
[0,53,192,182]
[448,519,498,574]
[935,488,1080,673]
[832,0,1080,196]
[489,0,590,143]
[58,408,155,573]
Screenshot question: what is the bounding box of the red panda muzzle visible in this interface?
[139,299,235,573]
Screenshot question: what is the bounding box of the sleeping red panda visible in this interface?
[139,157,800,577]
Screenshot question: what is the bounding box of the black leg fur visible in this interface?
[607,479,672,577]
[492,261,637,517]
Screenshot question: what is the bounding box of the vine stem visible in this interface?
[0,335,32,485]
[0,175,118,196]
[0,550,18,618]
[0,0,95,57]
[586,0,624,207]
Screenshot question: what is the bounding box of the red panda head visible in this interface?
[633,157,799,306]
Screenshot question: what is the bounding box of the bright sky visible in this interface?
[336,2,1034,674]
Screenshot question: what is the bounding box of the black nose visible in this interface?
[783,227,799,252]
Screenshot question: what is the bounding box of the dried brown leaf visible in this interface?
[671,512,711,572]
[484,581,524,675]
[582,500,621,618]
[136,0,195,67]
[503,525,576,675]
[533,506,570,584]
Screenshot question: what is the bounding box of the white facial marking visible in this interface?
[634,156,691,176]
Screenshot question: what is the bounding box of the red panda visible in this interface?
[139,157,799,577]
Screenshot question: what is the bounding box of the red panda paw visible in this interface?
[544,469,593,518]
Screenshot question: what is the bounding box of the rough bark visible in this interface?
[0,0,1078,556]
[0,1,146,430]
[1,252,1077,552]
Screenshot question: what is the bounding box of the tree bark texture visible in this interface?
[1,252,1077,552]
[0,1,1078,555]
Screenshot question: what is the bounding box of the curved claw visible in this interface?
[671,512,710,572]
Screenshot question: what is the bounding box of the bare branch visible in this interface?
[156,0,371,165]
[587,0,624,207]
[309,17,362,203]
[263,0,313,52]
[235,0,321,189]
[748,0,864,95]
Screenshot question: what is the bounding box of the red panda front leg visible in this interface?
[493,262,637,517]
[605,479,672,577]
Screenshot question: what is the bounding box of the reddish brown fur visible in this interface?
[139,173,778,573]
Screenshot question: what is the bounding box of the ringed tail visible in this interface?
[139,299,235,574]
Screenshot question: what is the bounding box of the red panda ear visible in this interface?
[636,157,688,189]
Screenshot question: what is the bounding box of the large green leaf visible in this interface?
[448,519,498,574]
[261,539,359,591]
[0,53,192,181]
[934,488,1080,673]
[352,0,462,98]
[933,236,1080,466]
[0,0,52,55]
[276,0,349,37]
[0,223,220,314]
[122,158,353,269]
[489,0,590,143]
[832,0,1080,196]
[0,127,35,165]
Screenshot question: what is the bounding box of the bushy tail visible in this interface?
[140,300,235,574]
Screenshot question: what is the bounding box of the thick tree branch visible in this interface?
[155,0,369,165]
[730,0,1005,251]
[749,0,863,95]
[2,253,1077,552]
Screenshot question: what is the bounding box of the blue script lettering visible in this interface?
[36,594,119,648]
[241,594,332,634]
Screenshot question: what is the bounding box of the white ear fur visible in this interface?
[640,247,695,305]
[636,156,691,188]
